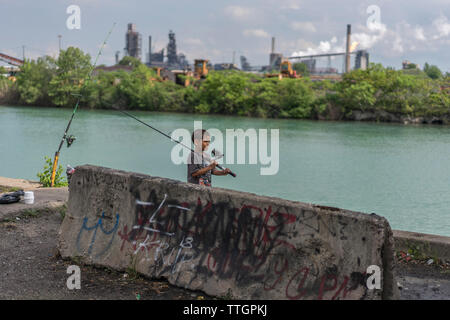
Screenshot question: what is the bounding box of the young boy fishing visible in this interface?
[187,129,231,186]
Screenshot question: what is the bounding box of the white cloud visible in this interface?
[352,32,384,49]
[291,38,343,57]
[243,29,270,38]
[352,22,387,50]
[367,21,387,33]
[262,0,301,10]
[392,36,404,53]
[225,5,253,21]
[414,26,426,41]
[290,22,388,58]
[432,15,450,39]
[290,21,316,33]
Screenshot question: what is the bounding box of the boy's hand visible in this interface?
[224,168,231,174]
[208,160,218,169]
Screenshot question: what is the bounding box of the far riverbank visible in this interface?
[1,56,449,126]
[3,102,450,127]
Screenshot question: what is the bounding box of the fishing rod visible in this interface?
[112,107,237,178]
[50,23,116,187]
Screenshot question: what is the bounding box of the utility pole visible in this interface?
[58,35,62,53]
[115,51,120,65]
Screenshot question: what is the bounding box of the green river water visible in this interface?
[1,105,449,236]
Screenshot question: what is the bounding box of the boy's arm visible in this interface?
[191,162,217,177]
[212,168,231,176]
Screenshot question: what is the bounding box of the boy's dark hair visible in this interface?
[192,129,209,143]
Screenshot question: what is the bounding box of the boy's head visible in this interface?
[192,129,210,151]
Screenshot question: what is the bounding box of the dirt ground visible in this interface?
[395,258,450,300]
[0,208,449,300]
[0,208,209,300]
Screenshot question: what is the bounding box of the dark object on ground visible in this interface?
[0,190,24,204]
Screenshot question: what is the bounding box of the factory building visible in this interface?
[148,35,165,65]
[355,50,369,70]
[240,56,251,71]
[269,37,282,70]
[125,23,142,61]
[167,30,178,66]
[146,30,189,70]
[302,59,316,73]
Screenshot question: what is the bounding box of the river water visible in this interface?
[1,105,449,236]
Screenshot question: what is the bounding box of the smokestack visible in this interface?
[115,51,120,65]
[148,36,152,64]
[345,24,351,73]
[271,37,275,53]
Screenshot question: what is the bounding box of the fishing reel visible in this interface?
[211,149,224,160]
[211,149,237,177]
[66,135,76,148]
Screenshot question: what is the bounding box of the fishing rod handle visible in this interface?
[216,164,237,178]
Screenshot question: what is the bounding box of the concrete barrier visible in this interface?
[58,165,399,300]
[394,230,450,262]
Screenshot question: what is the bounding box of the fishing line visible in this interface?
[112,107,237,178]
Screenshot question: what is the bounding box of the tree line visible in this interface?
[1,47,449,120]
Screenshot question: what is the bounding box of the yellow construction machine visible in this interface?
[265,59,299,79]
[194,59,209,79]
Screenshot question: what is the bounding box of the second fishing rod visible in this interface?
[50,23,116,187]
[112,107,237,178]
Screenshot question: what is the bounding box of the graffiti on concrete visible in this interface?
[113,189,366,299]
[76,211,120,258]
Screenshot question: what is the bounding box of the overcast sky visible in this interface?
[1,0,449,72]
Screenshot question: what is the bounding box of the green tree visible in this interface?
[331,63,448,118]
[195,71,253,115]
[293,63,310,76]
[250,78,279,117]
[118,56,142,68]
[405,63,417,69]
[16,56,56,105]
[277,79,315,118]
[424,62,443,80]
[115,64,157,108]
[48,47,92,107]
[0,72,13,102]
[87,70,121,108]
